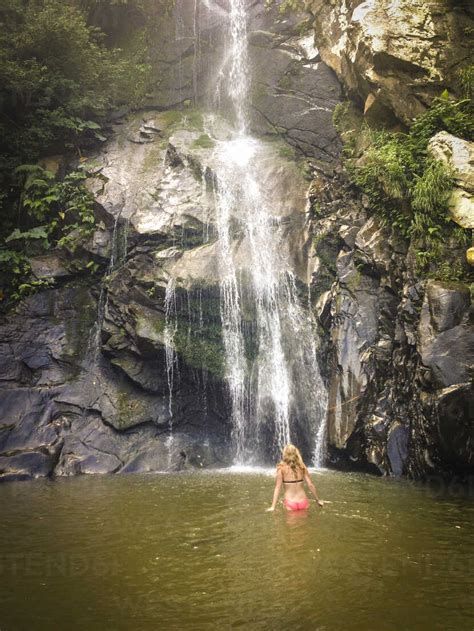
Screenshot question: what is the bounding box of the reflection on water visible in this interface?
[1,470,473,630]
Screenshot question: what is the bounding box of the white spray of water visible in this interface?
[164,277,178,462]
[210,0,327,464]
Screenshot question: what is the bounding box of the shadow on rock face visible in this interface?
[436,383,474,472]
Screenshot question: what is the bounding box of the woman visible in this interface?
[266,444,324,512]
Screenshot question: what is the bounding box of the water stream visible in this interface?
[206,0,327,462]
[86,214,129,367]
[164,277,178,463]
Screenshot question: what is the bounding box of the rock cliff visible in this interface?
[307,0,473,477]
[0,1,342,481]
[309,166,472,477]
[309,0,473,125]
[0,0,472,482]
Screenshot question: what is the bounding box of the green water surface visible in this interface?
[0,469,473,630]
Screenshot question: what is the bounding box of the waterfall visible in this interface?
[164,277,178,461]
[87,214,129,367]
[228,0,249,134]
[209,0,328,464]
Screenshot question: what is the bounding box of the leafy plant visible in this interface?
[0,0,154,240]
[339,95,473,280]
[457,64,474,100]
[192,134,215,149]
[5,226,50,248]
[0,165,99,307]
[0,248,51,303]
[264,0,306,14]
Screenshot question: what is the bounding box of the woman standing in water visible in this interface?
[266,444,324,512]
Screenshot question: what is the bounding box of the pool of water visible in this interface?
[1,469,473,630]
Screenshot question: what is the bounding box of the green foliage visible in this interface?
[411,159,453,220]
[11,165,97,246]
[77,0,175,17]
[0,0,153,237]
[434,260,466,283]
[408,96,474,147]
[6,226,50,248]
[192,134,215,149]
[278,144,296,160]
[175,319,224,377]
[0,248,53,303]
[341,96,473,280]
[0,0,166,308]
[0,165,98,306]
[457,64,474,100]
[160,109,204,132]
[265,0,306,14]
[332,102,351,135]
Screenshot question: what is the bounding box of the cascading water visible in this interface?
[208,0,328,464]
[87,215,129,367]
[164,277,178,462]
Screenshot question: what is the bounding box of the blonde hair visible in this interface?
[279,444,306,477]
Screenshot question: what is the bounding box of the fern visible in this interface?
[340,96,472,281]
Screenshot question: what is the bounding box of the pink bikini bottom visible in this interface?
[284,497,310,511]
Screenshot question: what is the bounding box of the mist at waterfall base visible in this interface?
[2,470,473,630]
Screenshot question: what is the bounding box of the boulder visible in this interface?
[0,448,58,481]
[29,254,70,280]
[418,281,472,388]
[428,132,474,230]
[309,0,473,124]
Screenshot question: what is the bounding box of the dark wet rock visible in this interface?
[139,0,342,161]
[0,261,232,481]
[55,435,122,476]
[311,168,473,479]
[435,383,474,471]
[418,281,472,388]
[247,6,342,161]
[425,281,471,334]
[29,254,71,280]
[387,422,409,476]
[0,445,61,481]
[119,442,169,474]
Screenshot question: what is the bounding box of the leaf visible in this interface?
[85,120,101,130]
[14,164,43,174]
[24,178,50,190]
[440,89,450,100]
[5,226,50,242]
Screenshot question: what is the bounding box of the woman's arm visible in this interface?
[304,469,324,507]
[266,467,283,511]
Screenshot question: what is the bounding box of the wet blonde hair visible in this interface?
[279,444,306,477]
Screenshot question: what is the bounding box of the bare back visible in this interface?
[279,464,308,502]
